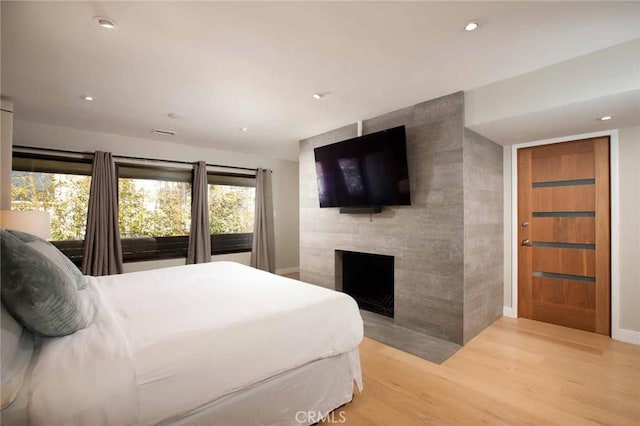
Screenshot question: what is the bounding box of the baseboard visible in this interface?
[502,306,516,318]
[276,266,299,276]
[612,327,640,345]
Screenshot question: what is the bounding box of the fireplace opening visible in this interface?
[337,250,394,318]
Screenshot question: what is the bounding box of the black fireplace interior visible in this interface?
[341,251,394,318]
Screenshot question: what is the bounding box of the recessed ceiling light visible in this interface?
[168,112,187,119]
[464,21,479,32]
[94,16,117,30]
[598,116,613,121]
[241,127,248,132]
[312,93,322,100]
[83,95,94,101]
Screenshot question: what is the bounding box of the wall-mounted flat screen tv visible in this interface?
[313,125,411,208]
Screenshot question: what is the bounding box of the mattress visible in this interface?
[95,261,363,424]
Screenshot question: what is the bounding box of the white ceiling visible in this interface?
[2,1,639,161]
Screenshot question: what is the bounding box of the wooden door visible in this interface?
[518,137,610,334]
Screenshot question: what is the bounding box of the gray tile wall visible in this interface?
[300,93,466,343]
[463,128,504,344]
[299,92,503,345]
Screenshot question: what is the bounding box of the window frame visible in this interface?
[206,171,256,255]
[12,152,94,175]
[116,162,193,263]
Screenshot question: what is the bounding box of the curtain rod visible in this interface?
[13,145,261,173]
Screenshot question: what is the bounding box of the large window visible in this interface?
[117,165,193,262]
[11,152,256,264]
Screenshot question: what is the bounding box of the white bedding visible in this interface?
[27,278,139,425]
[25,261,363,425]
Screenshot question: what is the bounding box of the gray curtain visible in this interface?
[187,161,211,264]
[82,151,123,276]
[250,169,275,273]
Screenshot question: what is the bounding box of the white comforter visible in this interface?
[27,277,140,425]
[26,262,363,425]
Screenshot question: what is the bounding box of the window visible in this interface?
[12,154,93,264]
[119,169,256,259]
[11,151,256,263]
[117,165,192,262]
[208,173,256,254]
[117,165,192,238]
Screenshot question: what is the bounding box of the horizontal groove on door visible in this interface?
[533,211,595,217]
[532,178,595,188]
[532,271,595,283]
[532,241,595,249]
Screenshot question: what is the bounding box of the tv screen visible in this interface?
[313,125,411,208]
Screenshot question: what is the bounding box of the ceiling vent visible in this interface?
[152,128,177,136]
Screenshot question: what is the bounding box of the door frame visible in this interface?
[508,130,620,338]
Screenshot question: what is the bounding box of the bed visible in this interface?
[1,258,363,425]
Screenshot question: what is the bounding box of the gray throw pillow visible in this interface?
[0,230,88,337]
[6,230,87,290]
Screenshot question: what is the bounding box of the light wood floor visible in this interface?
[331,317,640,425]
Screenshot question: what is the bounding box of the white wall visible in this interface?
[503,127,640,341]
[617,126,640,332]
[13,120,299,274]
[503,146,512,310]
[0,98,13,210]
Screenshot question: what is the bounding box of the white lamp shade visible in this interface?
[0,210,51,240]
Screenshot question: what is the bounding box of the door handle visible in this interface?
[521,239,532,246]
